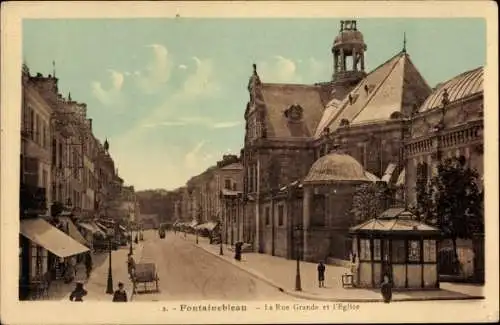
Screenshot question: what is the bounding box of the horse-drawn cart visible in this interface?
[133,263,159,293]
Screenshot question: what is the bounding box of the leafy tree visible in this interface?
[415,173,436,223]
[351,182,391,224]
[428,157,484,274]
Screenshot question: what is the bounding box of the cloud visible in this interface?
[257,56,329,83]
[91,69,124,106]
[135,44,172,93]
[181,56,220,97]
[137,57,222,126]
[178,64,187,70]
[141,117,242,129]
[259,55,301,83]
[185,140,207,170]
[212,121,242,129]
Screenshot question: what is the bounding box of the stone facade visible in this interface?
[233,19,484,271]
[21,66,126,219]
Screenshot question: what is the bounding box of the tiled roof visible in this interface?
[304,153,369,184]
[315,51,431,137]
[419,67,483,112]
[260,83,325,138]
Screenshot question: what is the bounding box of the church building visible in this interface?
[239,19,484,269]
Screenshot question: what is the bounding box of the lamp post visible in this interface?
[105,234,114,294]
[128,207,133,255]
[219,216,224,256]
[129,221,133,255]
[196,227,199,244]
[294,225,302,291]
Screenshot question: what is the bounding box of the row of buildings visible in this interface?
[19,64,139,299]
[170,154,244,243]
[172,20,484,282]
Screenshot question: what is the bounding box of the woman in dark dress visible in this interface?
[69,282,88,302]
[381,274,393,303]
[317,261,326,288]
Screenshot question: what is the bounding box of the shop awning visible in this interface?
[196,222,219,231]
[20,218,90,258]
[59,216,88,246]
[79,222,99,233]
[95,222,110,233]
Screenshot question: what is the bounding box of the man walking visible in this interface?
[317,261,326,288]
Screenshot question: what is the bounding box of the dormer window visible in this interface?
[284,104,303,122]
[390,111,403,119]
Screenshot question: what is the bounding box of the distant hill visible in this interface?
[136,189,178,223]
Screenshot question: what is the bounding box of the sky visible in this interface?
[22,18,486,191]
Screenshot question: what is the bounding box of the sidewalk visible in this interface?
[59,243,144,302]
[181,233,485,302]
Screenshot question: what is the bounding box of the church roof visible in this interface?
[260,83,325,138]
[419,66,483,112]
[304,153,370,184]
[314,51,431,138]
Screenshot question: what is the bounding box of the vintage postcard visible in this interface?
[1,1,498,324]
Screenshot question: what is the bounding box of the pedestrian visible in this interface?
[234,242,242,261]
[317,261,326,288]
[69,282,88,302]
[85,252,93,279]
[381,274,393,303]
[112,282,128,302]
[127,253,136,279]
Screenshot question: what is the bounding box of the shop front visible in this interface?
[19,217,90,300]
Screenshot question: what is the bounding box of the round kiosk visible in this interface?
[349,208,441,290]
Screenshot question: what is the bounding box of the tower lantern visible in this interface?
[332,19,367,81]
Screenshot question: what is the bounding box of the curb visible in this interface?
[190,240,484,303]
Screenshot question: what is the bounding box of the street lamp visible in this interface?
[219,216,224,256]
[294,225,302,291]
[105,234,114,294]
[129,221,133,255]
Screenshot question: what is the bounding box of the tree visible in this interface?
[351,182,391,224]
[415,171,435,223]
[429,157,484,274]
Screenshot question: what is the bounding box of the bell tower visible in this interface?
[332,20,367,82]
